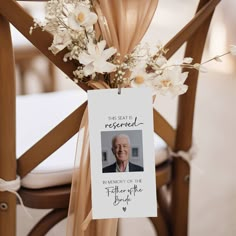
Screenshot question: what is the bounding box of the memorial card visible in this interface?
[88,88,157,219]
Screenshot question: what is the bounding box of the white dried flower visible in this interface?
[73,68,84,79]
[130,66,155,88]
[79,40,117,76]
[49,30,72,54]
[45,0,63,20]
[152,67,188,96]
[43,18,60,34]
[68,5,97,30]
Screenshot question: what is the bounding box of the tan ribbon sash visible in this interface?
[67,82,118,236]
[66,1,158,235]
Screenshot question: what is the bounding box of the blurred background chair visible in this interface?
[11,3,56,95]
[14,45,56,95]
[0,0,221,235]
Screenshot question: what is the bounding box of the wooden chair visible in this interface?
[12,3,56,95]
[0,0,220,235]
[14,46,56,94]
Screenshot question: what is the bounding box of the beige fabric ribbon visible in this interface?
[66,82,118,236]
[66,1,159,235]
[96,0,159,58]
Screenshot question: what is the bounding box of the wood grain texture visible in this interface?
[19,185,71,209]
[0,13,16,236]
[170,1,220,235]
[153,109,176,150]
[28,209,68,236]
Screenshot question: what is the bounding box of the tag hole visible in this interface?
[118,87,121,95]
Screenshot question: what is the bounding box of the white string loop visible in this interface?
[168,145,204,175]
[168,146,196,164]
[0,176,33,219]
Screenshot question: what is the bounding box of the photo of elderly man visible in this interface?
[103,133,143,173]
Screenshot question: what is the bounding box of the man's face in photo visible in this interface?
[112,136,130,163]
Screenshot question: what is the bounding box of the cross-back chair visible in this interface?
[0,0,220,235]
[12,3,56,95]
[14,46,56,94]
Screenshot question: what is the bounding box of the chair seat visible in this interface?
[17,90,168,189]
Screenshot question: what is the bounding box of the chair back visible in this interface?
[0,0,220,235]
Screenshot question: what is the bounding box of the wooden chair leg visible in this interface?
[150,208,170,236]
[149,186,171,236]
[28,208,68,236]
[171,158,190,236]
[0,13,17,236]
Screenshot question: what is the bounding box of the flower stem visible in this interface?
[201,52,230,65]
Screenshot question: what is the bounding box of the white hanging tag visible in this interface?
[88,87,157,219]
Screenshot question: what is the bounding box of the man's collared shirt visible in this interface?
[116,162,129,172]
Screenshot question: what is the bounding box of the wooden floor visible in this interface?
[16,0,236,235]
